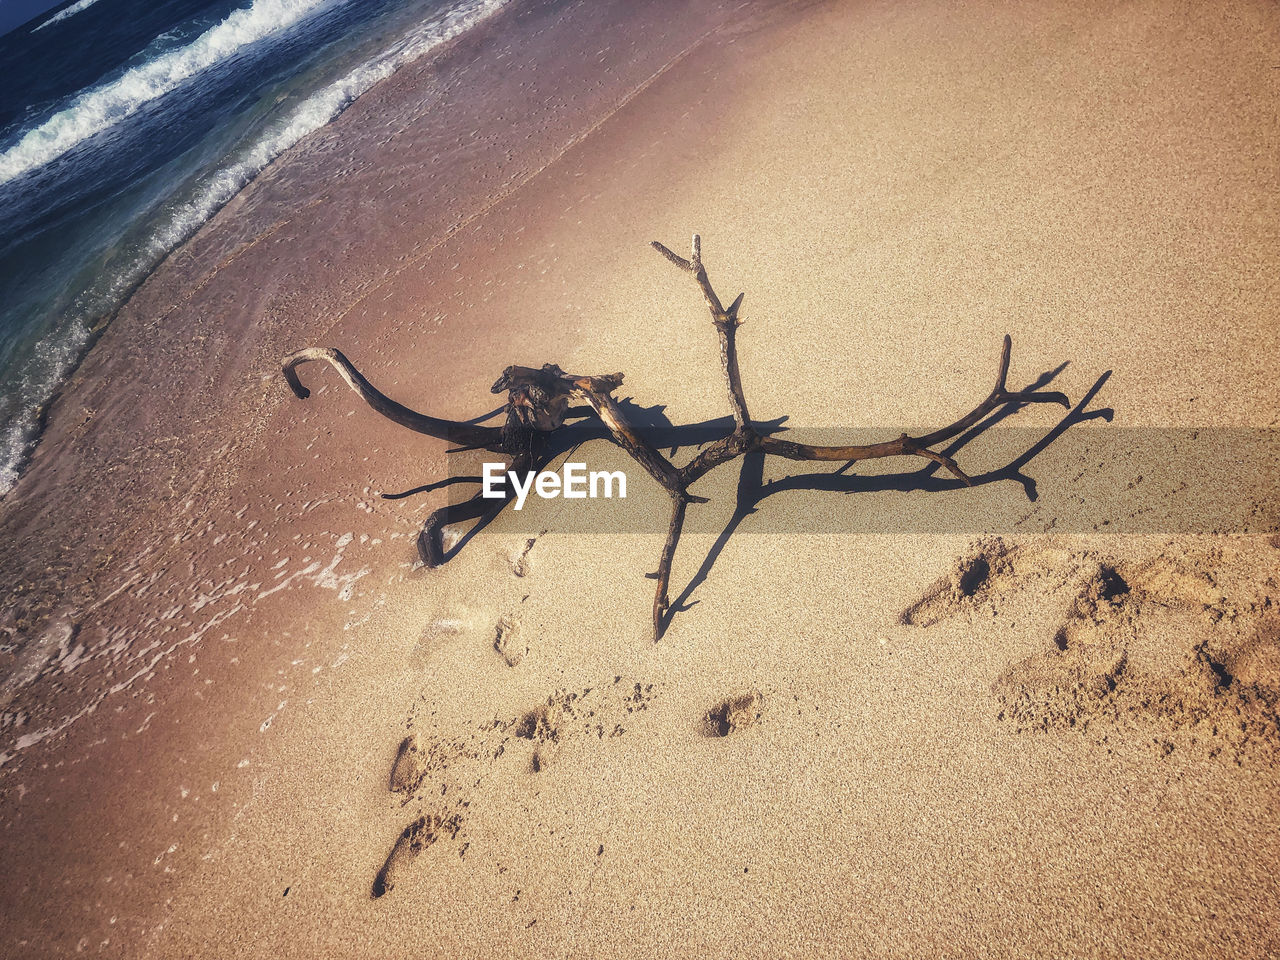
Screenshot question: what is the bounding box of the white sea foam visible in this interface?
[33,0,106,32]
[0,323,90,493]
[142,0,507,263]
[0,0,507,498]
[0,0,336,185]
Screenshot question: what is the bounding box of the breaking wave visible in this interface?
[0,0,336,184]
[0,0,508,496]
[33,0,108,32]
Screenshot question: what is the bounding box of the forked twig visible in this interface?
[283,235,1073,640]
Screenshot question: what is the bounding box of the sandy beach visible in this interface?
[2,0,1278,956]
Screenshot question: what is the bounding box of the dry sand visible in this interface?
[2,0,1279,956]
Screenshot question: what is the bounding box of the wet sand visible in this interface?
[2,0,1279,956]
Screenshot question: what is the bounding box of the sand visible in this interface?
[1,0,1278,956]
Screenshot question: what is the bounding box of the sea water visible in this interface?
[0,0,508,493]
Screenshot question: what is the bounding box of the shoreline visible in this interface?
[2,0,1279,956]
[1,0,520,500]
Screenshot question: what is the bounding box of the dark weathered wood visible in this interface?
[283,236,1075,641]
[569,385,683,491]
[652,236,751,429]
[417,452,532,567]
[651,494,688,638]
[283,346,505,450]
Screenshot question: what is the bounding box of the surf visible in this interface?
[0,0,337,185]
[0,0,509,497]
[33,0,108,32]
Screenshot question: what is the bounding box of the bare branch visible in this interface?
[651,495,688,641]
[568,385,683,490]
[763,335,1071,470]
[678,429,758,486]
[285,237,1083,642]
[654,233,751,428]
[417,452,532,566]
[650,240,691,271]
[283,347,504,450]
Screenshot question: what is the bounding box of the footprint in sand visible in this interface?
[411,615,466,667]
[509,531,545,578]
[905,539,1280,760]
[493,616,525,667]
[898,537,1071,627]
[371,812,463,899]
[511,681,658,771]
[513,701,560,772]
[372,676,660,898]
[699,692,764,738]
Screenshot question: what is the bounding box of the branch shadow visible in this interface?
[659,367,1114,634]
[428,493,512,565]
[382,475,483,500]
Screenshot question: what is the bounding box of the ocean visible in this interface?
[0,0,508,494]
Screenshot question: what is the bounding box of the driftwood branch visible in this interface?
[283,347,506,450]
[651,235,751,430]
[283,236,1075,641]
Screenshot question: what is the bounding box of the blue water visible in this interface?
[0,0,508,493]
